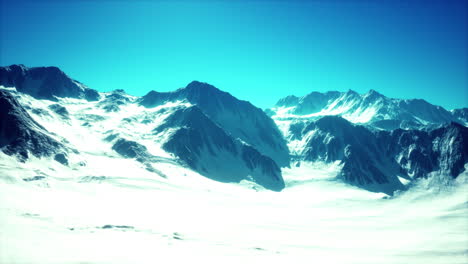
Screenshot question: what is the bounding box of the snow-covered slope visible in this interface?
[271,89,463,130]
[0,89,68,162]
[1,150,466,264]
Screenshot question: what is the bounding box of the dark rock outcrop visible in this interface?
[112,138,151,161]
[110,137,167,177]
[48,104,70,119]
[295,116,467,194]
[140,81,290,167]
[299,116,403,193]
[155,106,285,191]
[0,64,100,101]
[0,89,65,161]
[379,122,468,179]
[451,108,468,126]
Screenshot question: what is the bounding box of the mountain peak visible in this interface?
[276,95,299,107]
[365,89,384,97]
[1,64,28,77]
[345,89,359,95]
[0,64,100,101]
[185,80,217,90]
[6,64,28,70]
[7,64,64,76]
[140,80,290,167]
[111,89,127,95]
[38,65,62,72]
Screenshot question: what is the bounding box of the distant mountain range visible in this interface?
[269,89,467,130]
[0,64,466,194]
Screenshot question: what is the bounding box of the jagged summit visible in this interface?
[140,81,290,167]
[112,89,126,94]
[271,88,462,129]
[185,80,217,90]
[364,89,385,99]
[2,64,28,72]
[451,108,468,126]
[344,89,359,95]
[276,95,299,107]
[140,80,225,107]
[0,89,67,162]
[0,64,100,101]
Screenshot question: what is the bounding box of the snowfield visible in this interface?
[1,155,467,264]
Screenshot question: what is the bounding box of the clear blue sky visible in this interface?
[1,0,467,109]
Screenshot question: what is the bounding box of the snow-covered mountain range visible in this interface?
[0,65,287,192]
[1,64,467,263]
[0,64,467,195]
[269,89,468,130]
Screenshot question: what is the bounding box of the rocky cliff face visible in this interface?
[0,89,67,163]
[140,81,290,167]
[379,122,468,179]
[296,116,403,193]
[291,116,467,194]
[451,108,468,126]
[154,106,285,191]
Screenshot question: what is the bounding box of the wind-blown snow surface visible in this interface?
[1,155,467,263]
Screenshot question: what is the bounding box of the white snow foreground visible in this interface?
[0,89,467,263]
[1,155,467,264]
